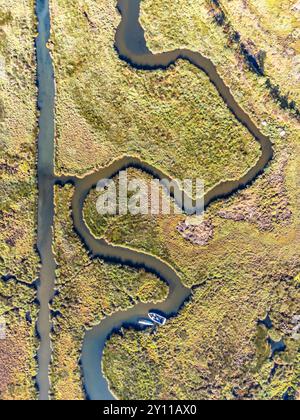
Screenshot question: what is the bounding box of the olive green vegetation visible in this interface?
[98,157,300,399]
[140,0,300,164]
[81,22,300,396]
[83,168,183,263]
[51,185,168,400]
[212,0,300,111]
[0,0,38,400]
[0,0,38,282]
[206,0,300,119]
[52,0,300,400]
[103,275,300,400]
[0,279,37,400]
[84,143,298,283]
[50,0,260,192]
[84,144,300,399]
[141,0,300,111]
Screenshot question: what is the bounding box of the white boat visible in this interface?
[148,312,167,326]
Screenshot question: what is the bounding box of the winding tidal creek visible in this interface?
[35,0,273,400]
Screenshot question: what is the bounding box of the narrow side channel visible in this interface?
[35,0,56,400]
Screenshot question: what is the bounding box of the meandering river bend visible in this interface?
[35,0,273,400]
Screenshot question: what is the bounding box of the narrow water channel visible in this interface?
[35,0,56,401]
[35,0,274,401]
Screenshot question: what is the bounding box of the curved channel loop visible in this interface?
[70,0,274,400]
